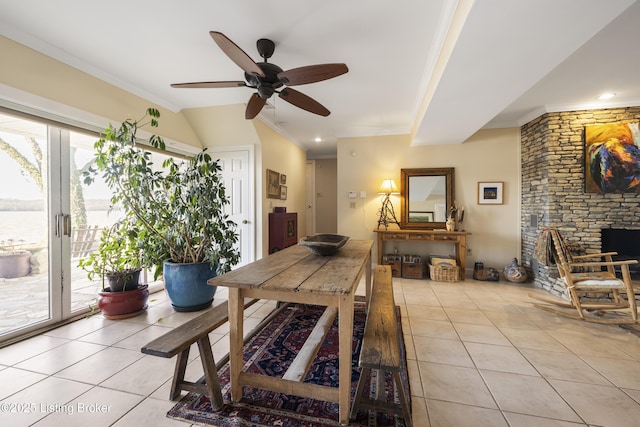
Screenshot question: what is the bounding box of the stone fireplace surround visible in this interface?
[520,106,640,297]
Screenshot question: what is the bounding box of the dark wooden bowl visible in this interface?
[298,234,349,256]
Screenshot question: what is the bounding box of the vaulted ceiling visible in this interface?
[1,0,639,157]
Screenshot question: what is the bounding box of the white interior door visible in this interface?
[213,148,254,267]
[305,160,316,237]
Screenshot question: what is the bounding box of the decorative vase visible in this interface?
[98,284,149,319]
[163,260,218,312]
[0,251,31,278]
[503,257,527,283]
[446,218,455,232]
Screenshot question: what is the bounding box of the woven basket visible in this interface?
[429,263,460,282]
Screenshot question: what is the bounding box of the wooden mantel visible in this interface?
[374,229,471,280]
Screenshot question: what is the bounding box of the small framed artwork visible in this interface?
[280,174,287,185]
[267,169,280,199]
[478,182,503,204]
[280,185,287,200]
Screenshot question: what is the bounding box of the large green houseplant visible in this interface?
[84,108,240,311]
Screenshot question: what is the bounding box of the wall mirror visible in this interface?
[400,167,454,229]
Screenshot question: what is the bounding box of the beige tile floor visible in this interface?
[0,277,639,426]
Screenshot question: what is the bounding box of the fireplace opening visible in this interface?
[601,228,640,280]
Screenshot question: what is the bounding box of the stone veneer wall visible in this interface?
[520,107,640,296]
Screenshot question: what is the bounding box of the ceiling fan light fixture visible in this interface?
[256,38,275,60]
[172,32,348,119]
[257,86,274,99]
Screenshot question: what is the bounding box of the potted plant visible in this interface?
[0,239,31,279]
[78,218,143,291]
[84,108,240,311]
[78,218,149,318]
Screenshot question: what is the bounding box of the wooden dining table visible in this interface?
[207,239,373,425]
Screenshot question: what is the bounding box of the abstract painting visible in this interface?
[584,122,640,193]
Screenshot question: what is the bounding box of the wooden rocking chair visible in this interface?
[531,228,638,324]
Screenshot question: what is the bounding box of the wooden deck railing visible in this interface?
[71,225,101,258]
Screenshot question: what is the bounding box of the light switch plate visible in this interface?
[348,191,357,198]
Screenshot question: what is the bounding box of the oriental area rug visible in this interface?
[167,303,410,427]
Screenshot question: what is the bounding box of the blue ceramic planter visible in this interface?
[163,260,218,312]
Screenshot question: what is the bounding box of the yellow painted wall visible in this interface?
[0,36,201,147]
[337,128,521,272]
[182,104,261,147]
[252,120,307,256]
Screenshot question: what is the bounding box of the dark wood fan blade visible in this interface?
[245,93,267,119]
[279,88,330,116]
[278,63,348,86]
[210,31,265,77]
[171,81,246,88]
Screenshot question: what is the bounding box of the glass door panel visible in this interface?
[0,113,51,337]
[68,131,123,313]
[0,112,179,342]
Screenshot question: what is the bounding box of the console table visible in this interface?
[374,229,471,280]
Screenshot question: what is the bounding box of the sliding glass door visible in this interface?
[0,113,52,338]
[0,111,120,342]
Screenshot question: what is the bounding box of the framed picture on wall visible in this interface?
[584,122,640,194]
[280,185,287,200]
[280,174,287,184]
[478,182,503,204]
[267,169,280,199]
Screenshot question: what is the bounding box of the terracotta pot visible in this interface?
[98,284,149,319]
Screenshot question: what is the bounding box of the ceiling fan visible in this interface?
[171,31,349,119]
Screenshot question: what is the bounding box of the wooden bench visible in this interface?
[141,298,259,410]
[350,265,412,426]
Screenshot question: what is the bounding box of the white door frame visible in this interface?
[48,127,66,323]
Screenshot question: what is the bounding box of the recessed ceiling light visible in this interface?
[598,92,616,100]
[314,137,322,143]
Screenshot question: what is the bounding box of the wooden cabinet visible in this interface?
[269,212,298,253]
